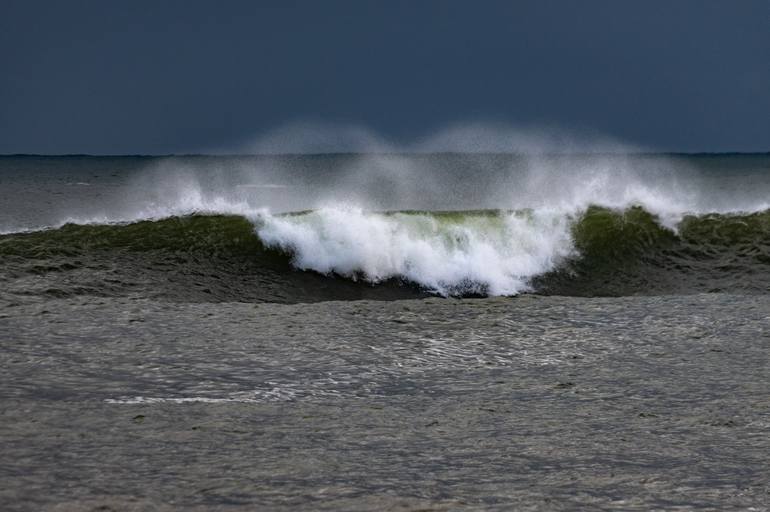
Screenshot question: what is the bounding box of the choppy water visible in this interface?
[2,295,770,511]
[2,153,770,510]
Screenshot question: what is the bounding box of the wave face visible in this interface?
[2,153,770,302]
[2,207,770,302]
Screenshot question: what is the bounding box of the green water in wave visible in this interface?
[2,207,770,300]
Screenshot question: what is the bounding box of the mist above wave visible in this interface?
[4,124,769,296]
[5,123,765,233]
[89,124,769,227]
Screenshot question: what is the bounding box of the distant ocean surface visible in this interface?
[1,153,770,301]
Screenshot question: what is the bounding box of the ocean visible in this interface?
[2,153,770,510]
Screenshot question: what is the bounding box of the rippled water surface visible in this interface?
[2,294,770,510]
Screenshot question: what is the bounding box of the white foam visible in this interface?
[256,208,574,296]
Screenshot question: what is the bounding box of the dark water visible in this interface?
[2,207,770,303]
[2,153,770,510]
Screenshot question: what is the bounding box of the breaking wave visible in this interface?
[257,208,573,296]
[2,149,769,302]
[2,205,770,302]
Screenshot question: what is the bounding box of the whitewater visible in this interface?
[256,208,573,296]
[2,150,769,298]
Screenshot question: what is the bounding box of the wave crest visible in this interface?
[2,206,770,301]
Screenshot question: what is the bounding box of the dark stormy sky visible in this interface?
[1,0,768,154]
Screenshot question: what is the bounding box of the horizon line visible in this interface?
[2,151,769,158]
